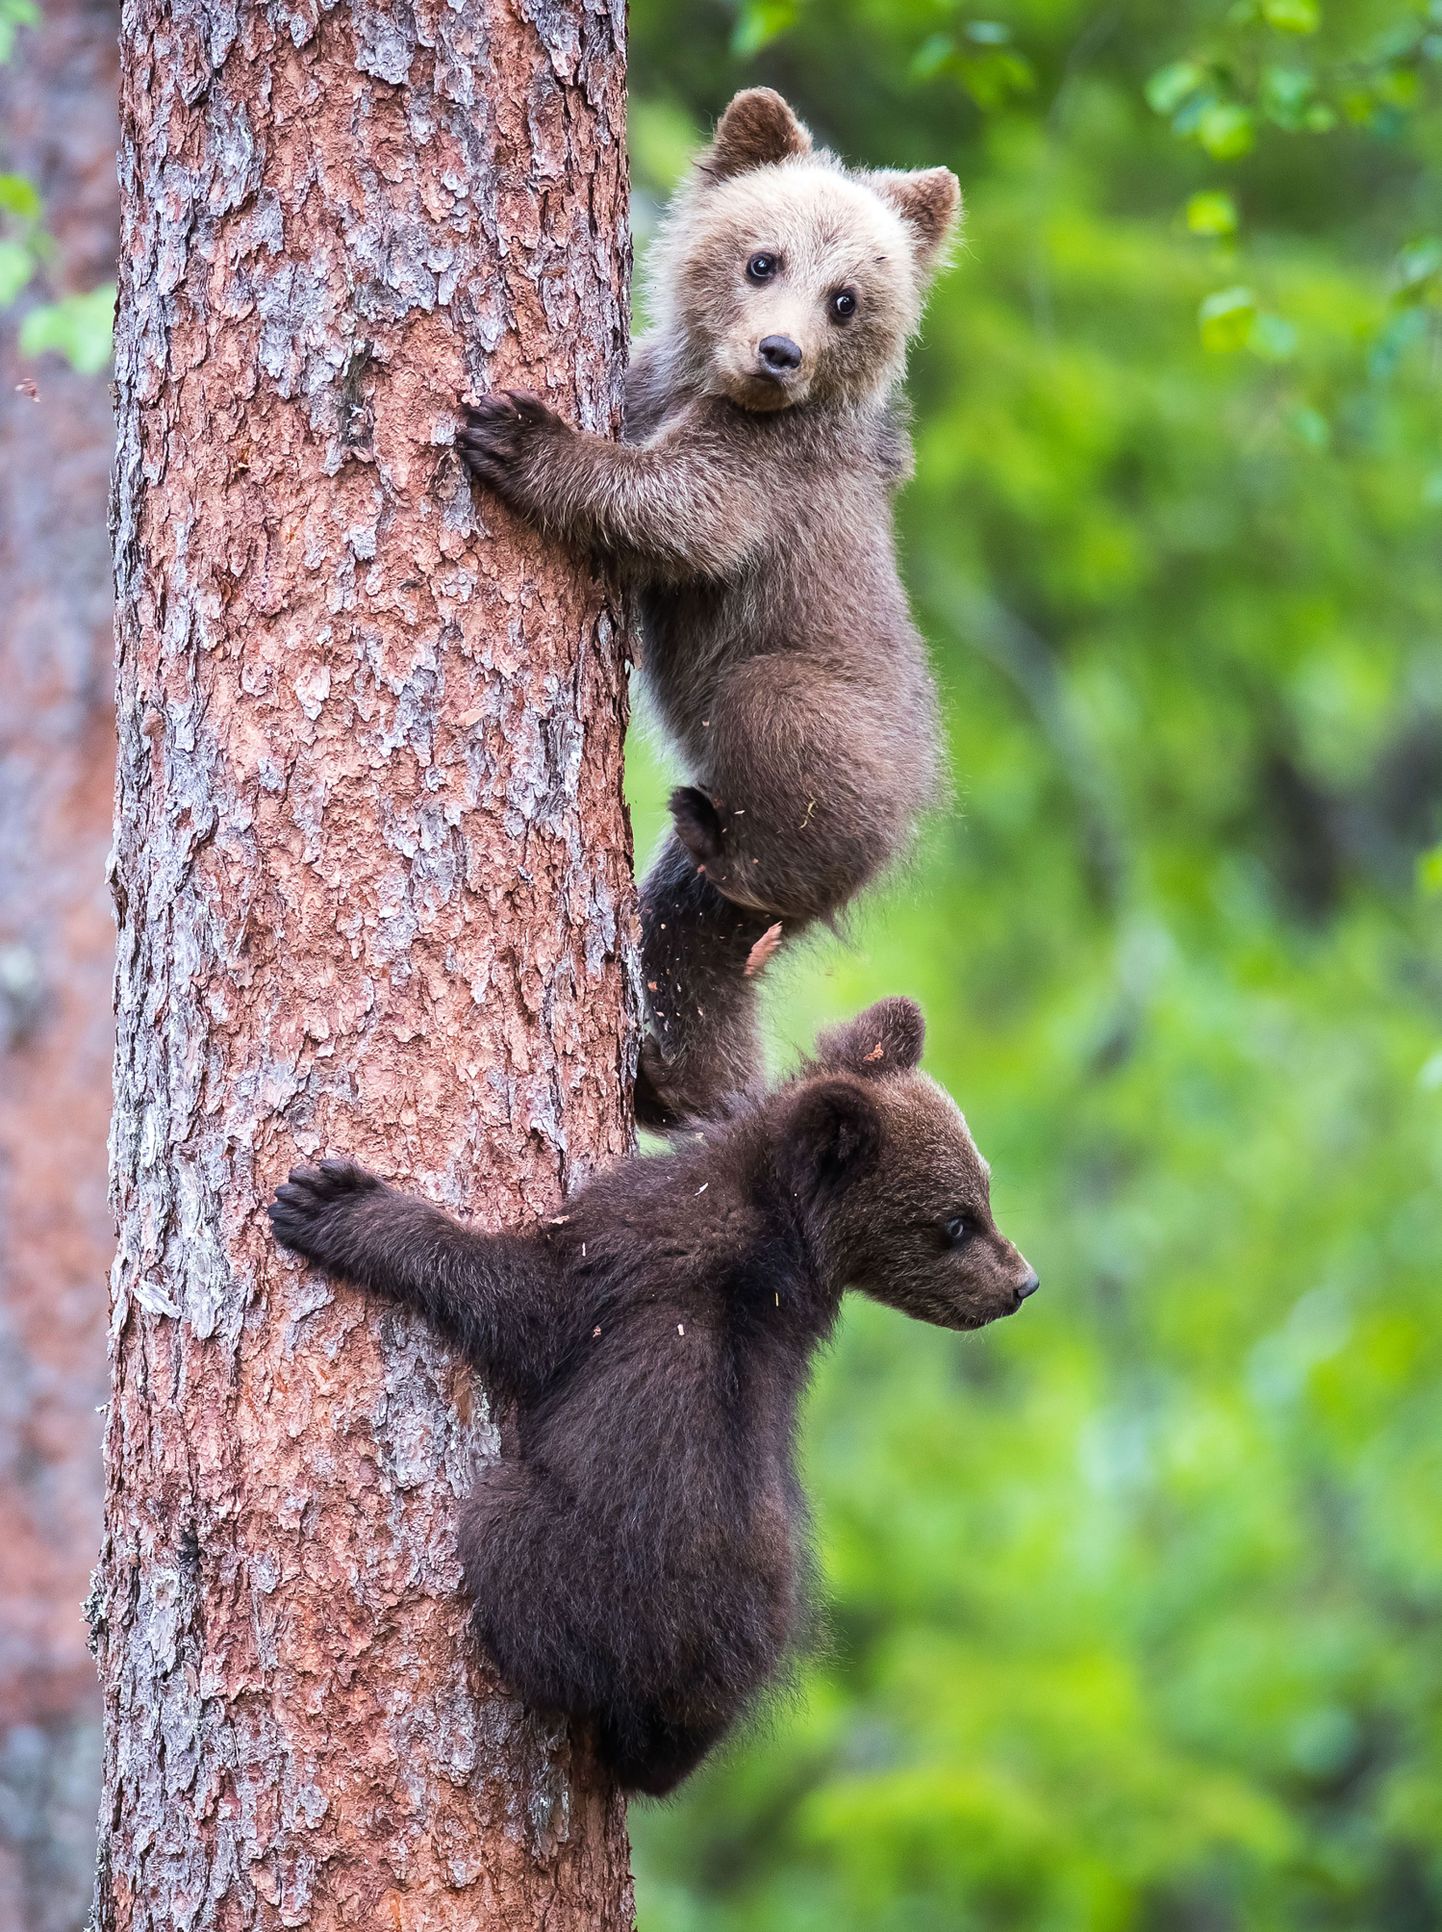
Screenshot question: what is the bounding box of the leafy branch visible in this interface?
[1147,0,1442,370]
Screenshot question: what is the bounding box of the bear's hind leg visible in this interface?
[635,832,780,1129]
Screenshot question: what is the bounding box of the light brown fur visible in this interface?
[459,90,962,1126]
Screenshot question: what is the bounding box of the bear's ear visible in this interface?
[872,168,962,276]
[816,997,926,1078]
[702,88,813,181]
[786,1079,882,1190]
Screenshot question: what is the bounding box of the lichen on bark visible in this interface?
[96,0,638,1924]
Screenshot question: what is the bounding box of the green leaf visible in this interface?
[1418,845,1442,895]
[0,0,38,63]
[1261,0,1319,33]
[910,33,955,80]
[954,45,1035,111]
[1285,401,1332,448]
[1198,101,1256,157]
[963,20,1013,44]
[1372,63,1420,110]
[1261,64,1317,127]
[1198,284,1257,351]
[1392,238,1442,297]
[1369,306,1428,380]
[1249,311,1298,361]
[0,172,41,220]
[1186,190,1239,237]
[729,0,797,57]
[1146,60,1207,117]
[0,235,32,305]
[17,282,115,373]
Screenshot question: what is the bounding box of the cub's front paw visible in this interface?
[268,1158,385,1273]
[458,389,565,495]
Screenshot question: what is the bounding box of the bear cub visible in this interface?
[269,998,1038,1796]
[459,91,963,1128]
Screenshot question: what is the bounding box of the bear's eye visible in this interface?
[746,253,780,284]
[829,288,858,322]
[944,1214,974,1247]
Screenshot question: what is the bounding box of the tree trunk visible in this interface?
[94,3,636,1926]
[0,2,118,1926]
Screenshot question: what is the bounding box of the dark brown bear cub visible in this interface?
[268,999,1037,1795]
[459,91,962,1126]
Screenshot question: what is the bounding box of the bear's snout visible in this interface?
[758,334,803,374]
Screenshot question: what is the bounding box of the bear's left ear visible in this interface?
[702,88,813,181]
[816,997,926,1079]
[786,1079,882,1190]
[872,168,962,276]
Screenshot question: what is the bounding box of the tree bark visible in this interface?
[0,2,118,1926]
[94,3,636,1927]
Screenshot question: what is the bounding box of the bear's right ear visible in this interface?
[815,997,926,1078]
[786,1080,882,1190]
[872,167,962,277]
[701,88,813,181]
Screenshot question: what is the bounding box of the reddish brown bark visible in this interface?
[0,1,118,1926]
[94,1,637,1925]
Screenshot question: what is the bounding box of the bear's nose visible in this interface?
[758,334,802,374]
[1015,1270,1040,1302]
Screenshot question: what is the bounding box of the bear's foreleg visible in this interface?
[458,391,764,581]
[269,1160,567,1393]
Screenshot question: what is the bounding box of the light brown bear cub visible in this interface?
[460,89,961,1127]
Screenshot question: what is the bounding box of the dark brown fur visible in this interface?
[268,999,1037,1795]
[458,92,962,1125]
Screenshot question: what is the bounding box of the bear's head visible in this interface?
[777,997,1037,1330]
[649,88,962,413]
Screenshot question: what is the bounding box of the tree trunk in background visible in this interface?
[0,2,118,1927]
[93,3,636,1926]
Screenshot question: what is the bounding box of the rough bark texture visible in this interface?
[94,2,637,1926]
[0,2,119,1926]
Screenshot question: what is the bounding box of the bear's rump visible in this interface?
[460,1456,801,1719]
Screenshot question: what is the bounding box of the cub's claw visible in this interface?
[268,1158,384,1266]
[457,389,565,490]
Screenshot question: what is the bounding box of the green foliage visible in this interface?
[0,231,29,304]
[625,1,1442,1925]
[0,0,37,66]
[19,283,117,374]
[1186,187,1240,236]
[910,22,1037,113]
[0,1,114,372]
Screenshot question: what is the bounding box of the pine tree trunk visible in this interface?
[94,2,636,1925]
[0,2,118,1925]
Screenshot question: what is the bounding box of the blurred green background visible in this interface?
[623,2,1442,1927]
